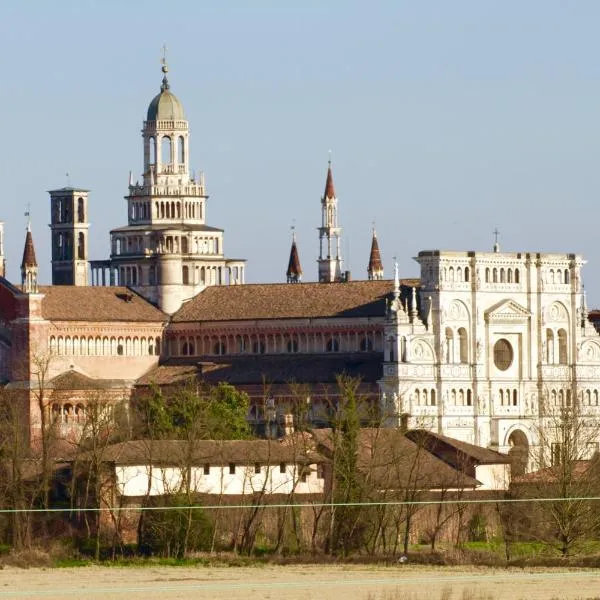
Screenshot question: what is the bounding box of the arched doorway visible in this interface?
[507,429,529,477]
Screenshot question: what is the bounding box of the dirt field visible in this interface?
[0,564,599,600]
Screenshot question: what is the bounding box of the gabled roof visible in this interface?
[38,286,167,322]
[49,370,127,390]
[77,439,322,467]
[406,430,511,466]
[172,279,419,322]
[310,428,480,490]
[485,299,531,321]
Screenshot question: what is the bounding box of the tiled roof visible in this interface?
[49,370,128,390]
[311,428,480,489]
[513,459,597,484]
[368,231,383,273]
[137,353,383,386]
[406,430,511,465]
[38,286,167,322]
[21,230,37,268]
[78,439,322,466]
[172,279,419,322]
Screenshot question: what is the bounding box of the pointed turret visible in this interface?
[21,221,38,294]
[323,163,336,200]
[286,230,303,283]
[318,157,343,282]
[367,228,384,280]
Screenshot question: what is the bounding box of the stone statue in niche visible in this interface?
[476,339,483,361]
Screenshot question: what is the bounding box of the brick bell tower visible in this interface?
[48,187,90,285]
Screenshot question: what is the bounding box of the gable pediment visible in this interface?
[485,299,531,322]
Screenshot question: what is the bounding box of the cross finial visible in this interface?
[161,44,168,71]
[24,204,31,232]
[291,218,296,241]
[328,149,332,166]
[493,227,500,252]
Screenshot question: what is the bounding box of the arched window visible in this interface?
[513,389,518,406]
[458,328,468,364]
[546,329,554,364]
[360,336,373,352]
[117,343,124,356]
[507,268,513,283]
[181,237,188,253]
[253,340,266,354]
[178,136,185,164]
[182,341,195,356]
[326,337,340,352]
[493,268,498,283]
[214,340,226,355]
[515,268,520,283]
[485,268,490,283]
[564,269,570,284]
[415,389,421,405]
[558,329,568,365]
[595,390,599,406]
[459,389,465,406]
[586,389,591,405]
[464,267,470,282]
[467,389,472,406]
[287,338,299,353]
[430,390,436,406]
[161,136,172,165]
[451,389,457,405]
[182,266,189,284]
[149,136,156,164]
[77,232,85,259]
[445,327,454,363]
[457,267,462,281]
[449,266,454,282]
[499,389,504,406]
[77,197,85,223]
[551,389,557,405]
[500,268,505,283]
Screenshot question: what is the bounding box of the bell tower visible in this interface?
[48,187,90,286]
[317,159,343,282]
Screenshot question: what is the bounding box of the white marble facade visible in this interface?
[379,249,600,458]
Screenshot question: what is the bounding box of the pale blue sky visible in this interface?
[2,2,600,300]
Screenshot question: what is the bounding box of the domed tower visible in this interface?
[107,57,245,314]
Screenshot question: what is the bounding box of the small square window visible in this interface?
[254,463,261,474]
[229,463,236,475]
[203,464,210,475]
[279,462,286,473]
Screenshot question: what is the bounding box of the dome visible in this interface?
[146,88,186,121]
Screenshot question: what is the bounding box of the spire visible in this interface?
[286,227,303,283]
[323,155,336,201]
[367,226,384,280]
[21,215,38,294]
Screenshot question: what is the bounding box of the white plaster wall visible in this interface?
[116,463,324,497]
[474,463,510,491]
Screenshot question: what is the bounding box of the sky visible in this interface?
[2,1,600,301]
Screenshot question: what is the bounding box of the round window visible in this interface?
[493,339,513,371]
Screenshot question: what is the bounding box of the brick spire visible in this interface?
[21,221,38,293]
[323,161,336,200]
[286,230,302,283]
[367,228,384,280]
[21,228,37,269]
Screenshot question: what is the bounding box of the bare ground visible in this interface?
[0,564,599,600]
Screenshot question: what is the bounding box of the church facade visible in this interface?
[1,63,600,466]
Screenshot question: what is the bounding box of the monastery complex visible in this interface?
[2,62,600,473]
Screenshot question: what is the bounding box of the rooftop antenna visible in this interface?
[493,227,500,253]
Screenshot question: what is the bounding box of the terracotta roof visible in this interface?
[137,353,383,387]
[172,279,419,322]
[49,370,128,390]
[406,430,511,465]
[38,286,167,322]
[311,428,480,490]
[286,239,302,281]
[78,439,322,466]
[323,164,336,200]
[513,460,598,484]
[21,230,37,268]
[367,231,383,274]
